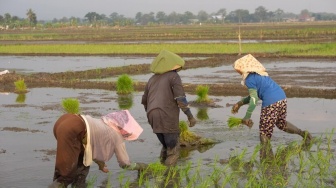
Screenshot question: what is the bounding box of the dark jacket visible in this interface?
[142,71,187,133]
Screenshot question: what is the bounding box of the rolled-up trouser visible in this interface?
[52,114,88,187]
[156,133,180,166]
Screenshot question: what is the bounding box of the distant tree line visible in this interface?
[1,6,336,29]
[0,8,37,29]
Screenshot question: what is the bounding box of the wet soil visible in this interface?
[0,54,335,99]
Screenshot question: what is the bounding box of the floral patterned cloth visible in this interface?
[259,99,287,138]
[233,54,269,85]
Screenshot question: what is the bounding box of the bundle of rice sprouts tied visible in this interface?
[227,116,243,128]
[179,121,201,144]
[62,98,80,114]
[179,121,216,146]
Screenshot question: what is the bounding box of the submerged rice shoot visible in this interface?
[227,116,242,128]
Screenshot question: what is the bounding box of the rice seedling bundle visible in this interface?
[227,116,243,128]
[116,74,134,94]
[195,85,210,103]
[179,121,201,144]
[62,98,80,114]
[179,121,216,145]
[14,79,28,93]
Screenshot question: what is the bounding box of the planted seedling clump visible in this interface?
[179,121,216,147]
[62,98,80,114]
[195,85,210,103]
[116,74,134,94]
[14,79,28,94]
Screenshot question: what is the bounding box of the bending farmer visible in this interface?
[231,54,313,159]
[49,110,147,188]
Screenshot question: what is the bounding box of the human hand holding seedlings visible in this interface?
[99,164,109,173]
[242,118,253,128]
[188,116,197,127]
[185,109,196,127]
[231,101,243,114]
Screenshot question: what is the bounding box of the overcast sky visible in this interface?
[1,0,335,20]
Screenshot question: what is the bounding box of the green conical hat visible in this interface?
[150,50,185,74]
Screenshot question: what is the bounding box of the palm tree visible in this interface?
[26,9,37,26]
[274,9,284,22]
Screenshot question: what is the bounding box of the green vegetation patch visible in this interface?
[62,98,80,114]
[227,116,243,128]
[1,43,336,57]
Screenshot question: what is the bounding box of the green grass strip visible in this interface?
[1,43,335,56]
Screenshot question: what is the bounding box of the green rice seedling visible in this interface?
[179,121,216,146]
[181,161,192,182]
[116,74,134,94]
[137,170,146,187]
[195,85,210,103]
[123,179,131,188]
[179,121,201,143]
[86,175,97,188]
[148,161,167,175]
[118,171,125,187]
[105,172,112,188]
[227,116,242,128]
[210,165,223,186]
[14,79,28,93]
[61,98,80,114]
[162,167,180,188]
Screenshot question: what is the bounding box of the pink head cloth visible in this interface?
[101,110,143,140]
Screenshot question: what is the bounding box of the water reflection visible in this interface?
[196,108,209,120]
[117,94,134,110]
[1,87,335,187]
[180,143,216,159]
[15,94,26,103]
[0,56,152,74]
[0,92,10,95]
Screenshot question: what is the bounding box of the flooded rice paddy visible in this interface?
[3,55,331,88]
[0,55,336,187]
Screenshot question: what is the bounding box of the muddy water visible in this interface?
[0,56,205,74]
[1,87,335,187]
[95,58,336,89]
[1,55,336,187]
[0,56,153,74]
